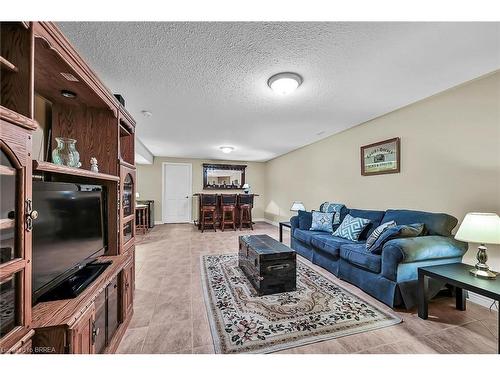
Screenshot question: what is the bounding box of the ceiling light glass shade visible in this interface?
[455,213,500,244]
[219,146,235,154]
[268,72,303,95]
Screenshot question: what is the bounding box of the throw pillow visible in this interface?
[320,202,345,225]
[332,214,371,241]
[368,223,425,254]
[310,211,335,233]
[365,220,397,250]
[298,210,313,230]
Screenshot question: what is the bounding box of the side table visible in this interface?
[279,221,291,243]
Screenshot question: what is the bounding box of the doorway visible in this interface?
[162,162,192,223]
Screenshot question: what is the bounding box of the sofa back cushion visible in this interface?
[298,210,313,230]
[381,209,458,236]
[347,208,386,239]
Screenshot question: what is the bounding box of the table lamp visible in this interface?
[290,201,305,212]
[454,212,500,279]
[242,183,250,194]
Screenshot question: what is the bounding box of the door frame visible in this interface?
[162,162,193,223]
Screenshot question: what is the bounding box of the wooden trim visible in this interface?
[0,327,34,354]
[33,160,120,182]
[0,105,38,130]
[360,137,401,176]
[0,164,16,175]
[119,159,136,170]
[0,259,26,281]
[0,56,18,72]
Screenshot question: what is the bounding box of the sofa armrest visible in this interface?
[381,236,468,281]
[290,215,299,233]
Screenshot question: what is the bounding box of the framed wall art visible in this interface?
[360,137,400,176]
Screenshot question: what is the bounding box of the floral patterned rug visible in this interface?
[200,254,402,354]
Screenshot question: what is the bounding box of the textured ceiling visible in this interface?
[58,22,500,162]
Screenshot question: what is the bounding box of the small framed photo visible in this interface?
[360,137,400,176]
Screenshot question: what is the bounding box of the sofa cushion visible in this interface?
[298,210,312,230]
[294,229,326,245]
[381,209,458,236]
[310,211,334,233]
[369,223,425,254]
[347,209,386,239]
[333,214,371,241]
[340,244,382,273]
[310,235,355,258]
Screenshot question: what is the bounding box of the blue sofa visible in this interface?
[290,207,468,309]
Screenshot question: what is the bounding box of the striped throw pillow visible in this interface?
[365,221,397,250]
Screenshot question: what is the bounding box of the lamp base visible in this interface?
[469,244,497,279]
[469,267,497,279]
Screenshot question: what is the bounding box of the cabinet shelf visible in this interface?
[0,218,15,230]
[33,161,120,182]
[0,56,18,73]
[0,164,15,175]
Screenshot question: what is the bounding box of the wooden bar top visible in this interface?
[31,252,132,328]
[193,193,259,196]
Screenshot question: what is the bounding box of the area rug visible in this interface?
[201,254,402,354]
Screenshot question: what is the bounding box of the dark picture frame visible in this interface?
[203,163,247,190]
[360,137,401,176]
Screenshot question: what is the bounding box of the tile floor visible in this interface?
[116,222,498,354]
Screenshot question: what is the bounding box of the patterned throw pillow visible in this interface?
[320,202,345,225]
[365,220,397,250]
[310,211,334,233]
[368,223,425,254]
[333,214,371,241]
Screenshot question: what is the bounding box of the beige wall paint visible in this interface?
[264,71,500,270]
[136,157,266,223]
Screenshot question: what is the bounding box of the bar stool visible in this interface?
[220,194,237,231]
[200,194,217,232]
[238,194,254,230]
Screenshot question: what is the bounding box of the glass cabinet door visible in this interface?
[0,148,23,341]
[122,173,133,218]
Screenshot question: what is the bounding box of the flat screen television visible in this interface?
[32,181,107,303]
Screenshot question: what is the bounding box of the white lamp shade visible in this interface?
[135,192,140,199]
[242,183,250,189]
[455,213,500,245]
[290,201,305,212]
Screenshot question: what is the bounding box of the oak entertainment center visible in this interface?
[0,22,136,353]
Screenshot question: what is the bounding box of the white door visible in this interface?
[162,163,192,223]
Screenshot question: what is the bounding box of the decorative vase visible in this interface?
[52,137,82,168]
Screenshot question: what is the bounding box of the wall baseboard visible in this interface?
[467,291,498,311]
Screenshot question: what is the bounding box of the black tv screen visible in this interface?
[32,181,107,301]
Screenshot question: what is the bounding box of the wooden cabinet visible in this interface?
[121,256,134,320]
[1,22,136,354]
[69,305,95,354]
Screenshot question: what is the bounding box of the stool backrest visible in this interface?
[221,194,237,206]
[201,194,217,206]
[238,194,254,206]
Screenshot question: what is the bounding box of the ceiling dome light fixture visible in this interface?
[268,72,303,95]
[219,146,235,154]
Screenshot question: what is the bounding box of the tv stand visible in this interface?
[37,262,111,303]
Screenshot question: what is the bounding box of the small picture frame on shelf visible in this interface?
[360,137,400,176]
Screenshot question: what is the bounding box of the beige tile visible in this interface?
[116,327,148,354]
[120,222,498,355]
[142,320,193,354]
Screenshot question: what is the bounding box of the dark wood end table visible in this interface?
[418,263,499,353]
[279,221,291,243]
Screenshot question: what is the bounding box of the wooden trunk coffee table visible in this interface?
[238,234,296,296]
